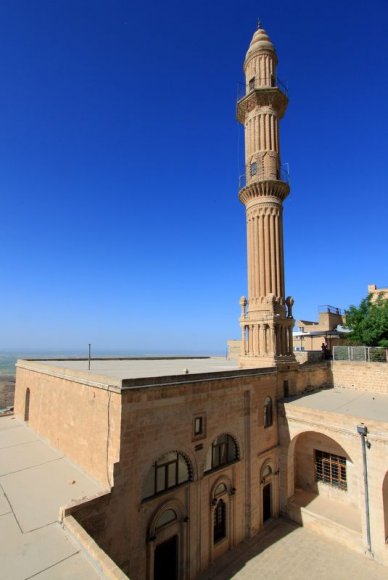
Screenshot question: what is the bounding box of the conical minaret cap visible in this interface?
[245,24,277,64]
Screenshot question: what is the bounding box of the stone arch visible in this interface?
[259,458,278,525]
[204,433,240,474]
[209,474,235,562]
[146,499,188,580]
[287,430,353,500]
[142,450,194,502]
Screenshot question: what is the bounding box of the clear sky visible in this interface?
[1,0,387,354]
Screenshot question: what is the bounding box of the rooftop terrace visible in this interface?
[285,387,388,424]
[16,356,274,390]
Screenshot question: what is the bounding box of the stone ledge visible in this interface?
[62,514,128,579]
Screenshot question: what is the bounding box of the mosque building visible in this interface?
[9,23,388,580]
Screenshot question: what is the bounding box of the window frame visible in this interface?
[205,434,239,473]
[315,449,347,490]
[143,452,192,501]
[250,161,257,176]
[193,414,206,440]
[263,396,273,428]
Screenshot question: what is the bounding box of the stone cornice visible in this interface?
[239,180,289,205]
[237,87,288,123]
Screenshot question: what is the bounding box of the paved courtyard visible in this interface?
[199,518,388,580]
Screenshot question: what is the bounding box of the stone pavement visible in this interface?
[199,518,388,580]
[0,415,104,579]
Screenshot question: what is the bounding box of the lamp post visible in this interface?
[357,423,372,554]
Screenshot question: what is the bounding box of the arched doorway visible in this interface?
[24,388,30,422]
[153,511,179,580]
[260,461,279,525]
[147,500,188,580]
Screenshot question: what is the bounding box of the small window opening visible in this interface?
[249,77,255,91]
[194,416,203,436]
[250,162,257,177]
[264,397,273,428]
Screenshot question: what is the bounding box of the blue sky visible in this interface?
[1,0,387,354]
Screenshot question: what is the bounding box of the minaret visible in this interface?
[237,23,295,368]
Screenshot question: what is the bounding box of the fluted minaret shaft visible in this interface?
[237,24,295,368]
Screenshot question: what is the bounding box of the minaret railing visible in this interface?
[236,77,288,101]
[238,165,290,189]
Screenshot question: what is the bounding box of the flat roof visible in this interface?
[17,356,273,390]
[285,388,388,424]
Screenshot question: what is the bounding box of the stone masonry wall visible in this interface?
[331,361,388,394]
[14,365,121,486]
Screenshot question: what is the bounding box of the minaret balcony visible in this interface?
[236,82,288,122]
[237,77,288,100]
[238,165,289,190]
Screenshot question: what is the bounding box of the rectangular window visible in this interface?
[250,162,257,176]
[156,465,166,493]
[167,462,177,488]
[315,450,347,490]
[194,416,203,436]
[249,77,255,91]
[193,414,206,440]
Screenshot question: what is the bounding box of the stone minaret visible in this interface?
[237,23,295,368]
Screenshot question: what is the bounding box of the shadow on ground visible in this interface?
[198,518,298,580]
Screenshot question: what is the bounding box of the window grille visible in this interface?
[315,450,347,490]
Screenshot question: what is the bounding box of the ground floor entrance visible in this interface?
[263,483,272,522]
[154,535,178,580]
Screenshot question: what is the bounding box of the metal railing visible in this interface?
[333,346,388,363]
[318,305,344,315]
[238,165,290,189]
[237,76,288,101]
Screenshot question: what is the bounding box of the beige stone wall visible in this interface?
[226,339,241,361]
[331,361,388,394]
[113,372,280,579]
[14,364,121,486]
[279,402,388,565]
[294,431,357,508]
[57,370,288,579]
[368,284,388,301]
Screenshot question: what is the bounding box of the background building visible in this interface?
[293,305,346,353]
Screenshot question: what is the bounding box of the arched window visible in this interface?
[264,397,273,428]
[214,482,227,497]
[155,509,177,530]
[205,434,239,472]
[213,499,226,543]
[261,464,272,479]
[142,452,192,500]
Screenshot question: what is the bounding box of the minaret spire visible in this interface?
[237,25,295,368]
